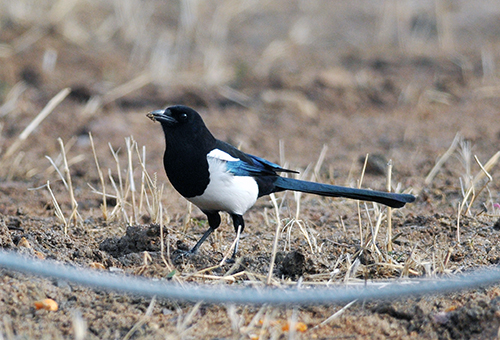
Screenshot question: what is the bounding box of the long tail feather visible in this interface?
[274,177,415,208]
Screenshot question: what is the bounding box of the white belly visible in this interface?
[187,157,259,215]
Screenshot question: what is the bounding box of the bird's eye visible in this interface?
[179,113,188,121]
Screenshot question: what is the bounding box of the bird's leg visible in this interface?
[190,212,221,253]
[229,214,245,261]
[175,212,220,260]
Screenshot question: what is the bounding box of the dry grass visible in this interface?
[3,88,70,159]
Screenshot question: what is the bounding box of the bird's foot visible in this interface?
[220,257,235,265]
[172,249,196,262]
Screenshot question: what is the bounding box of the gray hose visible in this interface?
[0,250,498,304]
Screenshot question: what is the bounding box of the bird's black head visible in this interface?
[147,105,202,128]
[147,105,216,152]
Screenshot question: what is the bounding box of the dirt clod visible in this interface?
[279,250,306,279]
[99,225,165,258]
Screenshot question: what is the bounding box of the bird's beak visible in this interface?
[147,109,176,125]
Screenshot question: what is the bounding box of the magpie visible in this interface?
[147,105,415,260]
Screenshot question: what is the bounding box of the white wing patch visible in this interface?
[207,149,239,162]
[187,155,258,215]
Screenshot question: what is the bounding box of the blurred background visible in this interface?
[1,0,500,185]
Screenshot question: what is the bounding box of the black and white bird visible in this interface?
[147,105,415,260]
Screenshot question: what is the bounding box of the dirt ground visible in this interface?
[2,1,500,339]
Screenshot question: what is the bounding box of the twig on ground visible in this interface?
[425,132,461,185]
[122,296,156,340]
[313,299,357,329]
[89,133,108,221]
[267,193,281,285]
[357,154,369,247]
[46,181,68,231]
[58,138,78,233]
[386,159,393,251]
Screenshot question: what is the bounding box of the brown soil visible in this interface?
[2,1,500,339]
